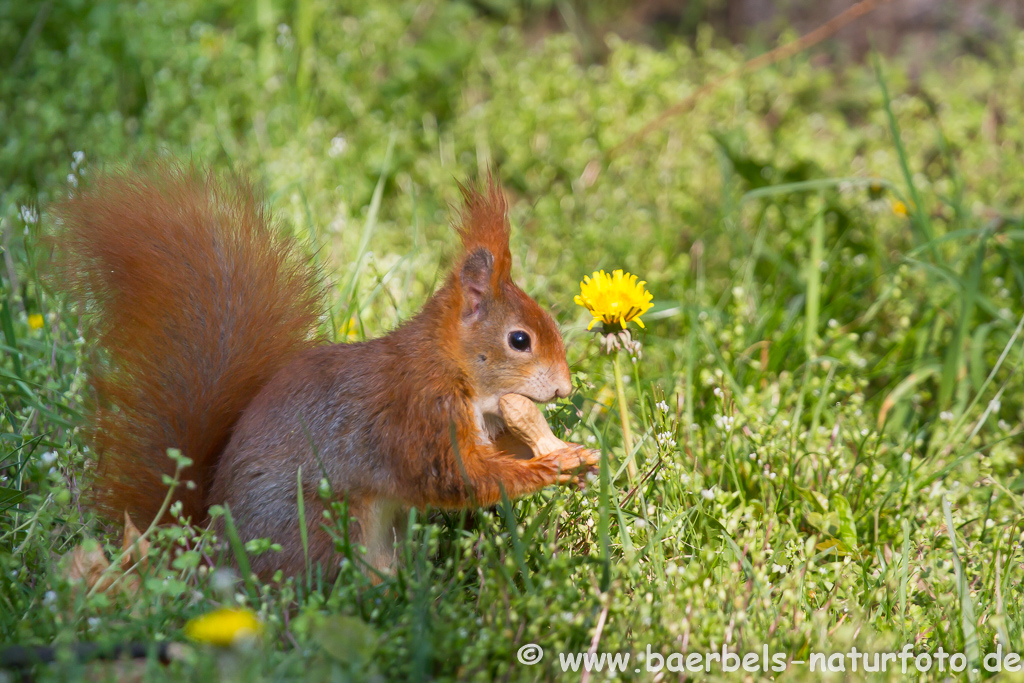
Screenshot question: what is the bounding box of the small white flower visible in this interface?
[902,452,911,463]
[328,135,348,158]
[276,23,293,47]
[19,205,38,225]
[939,411,954,422]
[748,452,756,460]
[656,400,669,413]
[43,591,57,605]
[73,150,85,166]
[771,563,787,574]
[701,487,715,500]
[40,451,58,465]
[713,387,724,399]
[210,568,238,595]
[87,617,101,629]
[67,173,78,187]
[988,398,1002,413]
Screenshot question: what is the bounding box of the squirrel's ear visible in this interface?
[460,247,494,320]
[455,178,511,285]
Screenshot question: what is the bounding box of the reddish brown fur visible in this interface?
[53,163,324,525]
[454,177,512,285]
[58,165,597,580]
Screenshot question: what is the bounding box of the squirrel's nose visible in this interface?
[553,365,572,398]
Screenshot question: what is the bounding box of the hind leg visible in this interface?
[356,497,407,580]
[310,494,406,583]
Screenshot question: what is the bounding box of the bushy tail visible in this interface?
[53,163,324,526]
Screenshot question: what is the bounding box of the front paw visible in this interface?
[547,445,601,484]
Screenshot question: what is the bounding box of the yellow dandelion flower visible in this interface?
[574,269,653,331]
[185,607,263,646]
[890,199,908,217]
[338,316,359,342]
[28,314,45,330]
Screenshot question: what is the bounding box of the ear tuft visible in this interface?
[455,175,511,285]
[460,247,494,319]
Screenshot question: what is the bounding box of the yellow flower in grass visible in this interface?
[338,316,360,342]
[28,313,44,330]
[574,269,653,331]
[891,199,908,217]
[185,607,262,646]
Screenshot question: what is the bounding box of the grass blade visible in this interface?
[943,497,979,677]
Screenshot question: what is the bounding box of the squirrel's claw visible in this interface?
[547,445,601,488]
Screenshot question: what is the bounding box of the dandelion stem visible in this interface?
[613,351,636,481]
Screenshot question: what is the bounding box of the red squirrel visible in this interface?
[54,163,599,579]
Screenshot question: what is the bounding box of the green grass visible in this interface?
[3,1,1024,680]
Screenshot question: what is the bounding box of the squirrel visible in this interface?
[53,162,600,580]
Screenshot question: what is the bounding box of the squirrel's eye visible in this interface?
[508,330,531,352]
